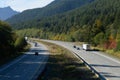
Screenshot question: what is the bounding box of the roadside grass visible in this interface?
[74,42,85,46]
[91,46,120,59]
[36,40,100,80]
[105,50,120,59]
[0,44,31,66]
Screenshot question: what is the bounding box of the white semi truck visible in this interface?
[82,44,90,50]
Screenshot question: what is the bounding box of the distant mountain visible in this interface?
[0,7,19,20]
[6,0,94,24]
[10,0,120,44]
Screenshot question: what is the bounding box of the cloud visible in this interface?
[0,0,54,12]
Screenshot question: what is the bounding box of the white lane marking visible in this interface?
[0,54,28,72]
[92,52,120,64]
[0,42,34,72]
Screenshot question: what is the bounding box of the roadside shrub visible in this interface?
[0,21,14,57]
[114,40,120,52]
[93,32,105,46]
[14,37,27,51]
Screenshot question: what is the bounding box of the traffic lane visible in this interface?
[0,54,48,80]
[0,42,49,80]
[65,44,120,80]
[42,40,120,80]
[75,50,120,79]
[60,42,120,80]
[0,42,41,73]
[90,52,120,80]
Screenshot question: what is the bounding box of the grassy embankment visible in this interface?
[36,40,100,80]
[104,49,120,59]
[0,44,31,66]
[91,46,120,59]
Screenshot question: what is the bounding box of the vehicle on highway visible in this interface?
[82,44,90,51]
[73,45,76,48]
[77,47,80,50]
[34,42,37,47]
[35,52,38,55]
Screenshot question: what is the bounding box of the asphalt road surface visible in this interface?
[42,39,120,80]
[0,41,49,80]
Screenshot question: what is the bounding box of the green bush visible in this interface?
[114,40,120,52]
[14,37,27,51]
[93,32,105,46]
[0,21,14,57]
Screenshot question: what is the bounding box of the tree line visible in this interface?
[8,0,120,51]
[0,20,27,65]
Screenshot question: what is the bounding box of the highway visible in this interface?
[42,40,120,80]
[0,41,49,80]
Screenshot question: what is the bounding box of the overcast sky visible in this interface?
[0,0,54,12]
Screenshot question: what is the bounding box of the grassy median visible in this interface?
[36,40,100,80]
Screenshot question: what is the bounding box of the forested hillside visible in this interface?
[6,0,94,24]
[7,0,120,51]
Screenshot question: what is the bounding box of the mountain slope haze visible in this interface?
[0,7,19,20]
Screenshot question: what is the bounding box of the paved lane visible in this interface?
[42,40,120,80]
[0,42,49,80]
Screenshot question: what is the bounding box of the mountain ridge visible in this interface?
[11,0,120,45]
[6,0,94,24]
[0,6,19,20]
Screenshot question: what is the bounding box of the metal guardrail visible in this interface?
[72,51,107,80]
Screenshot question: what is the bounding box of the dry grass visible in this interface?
[105,50,120,59]
[35,40,100,80]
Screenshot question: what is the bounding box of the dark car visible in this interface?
[73,45,76,48]
[34,42,37,47]
[35,52,38,55]
[77,47,80,50]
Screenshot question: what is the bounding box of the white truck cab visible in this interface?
[82,44,90,50]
